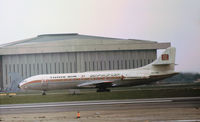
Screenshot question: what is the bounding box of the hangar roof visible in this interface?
[0,33,170,55]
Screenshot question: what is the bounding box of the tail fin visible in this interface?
[153,47,176,66]
[145,47,176,73]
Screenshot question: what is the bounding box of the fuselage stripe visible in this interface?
[21,76,122,87]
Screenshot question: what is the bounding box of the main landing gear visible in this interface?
[42,91,46,95]
[96,87,111,92]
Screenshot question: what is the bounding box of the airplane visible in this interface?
[18,47,178,95]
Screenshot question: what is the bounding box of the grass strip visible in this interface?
[1,88,200,104]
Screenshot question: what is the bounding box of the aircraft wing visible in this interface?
[78,80,113,88]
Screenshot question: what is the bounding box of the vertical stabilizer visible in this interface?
[153,47,176,65]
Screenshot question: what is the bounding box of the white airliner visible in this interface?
[19,47,178,95]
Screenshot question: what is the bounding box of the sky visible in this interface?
[0,0,199,73]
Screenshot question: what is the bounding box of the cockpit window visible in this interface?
[21,80,27,83]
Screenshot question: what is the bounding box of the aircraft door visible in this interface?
[41,78,48,90]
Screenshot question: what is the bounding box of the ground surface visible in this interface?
[0,97,200,122]
[1,84,200,104]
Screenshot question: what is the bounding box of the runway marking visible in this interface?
[1,97,199,109]
[176,120,200,122]
[156,120,200,122]
[0,99,172,109]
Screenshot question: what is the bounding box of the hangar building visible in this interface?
[0,33,170,89]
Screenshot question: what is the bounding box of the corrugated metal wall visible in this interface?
[2,50,156,88]
[0,56,3,89]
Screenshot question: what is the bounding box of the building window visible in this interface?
[109,61,111,70]
[54,63,56,73]
[70,62,72,73]
[100,61,103,70]
[140,59,143,67]
[148,59,151,64]
[29,64,31,76]
[133,60,135,68]
[117,60,119,69]
[93,61,95,71]
[50,63,52,73]
[21,64,24,77]
[96,61,99,70]
[5,64,7,85]
[136,60,138,68]
[41,64,43,74]
[37,63,39,74]
[121,60,123,69]
[144,59,146,65]
[62,62,64,73]
[88,62,91,71]
[125,60,127,69]
[85,61,87,71]
[46,63,48,74]
[58,62,60,73]
[74,61,77,72]
[9,64,11,73]
[129,60,131,69]
[66,62,68,73]
[113,60,115,69]
[17,64,19,73]
[13,64,15,72]
[25,64,27,77]
[33,64,35,74]
[104,61,106,70]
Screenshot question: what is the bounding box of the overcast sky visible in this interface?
[0,0,199,73]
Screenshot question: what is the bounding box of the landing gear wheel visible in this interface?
[96,88,111,92]
[42,91,46,95]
